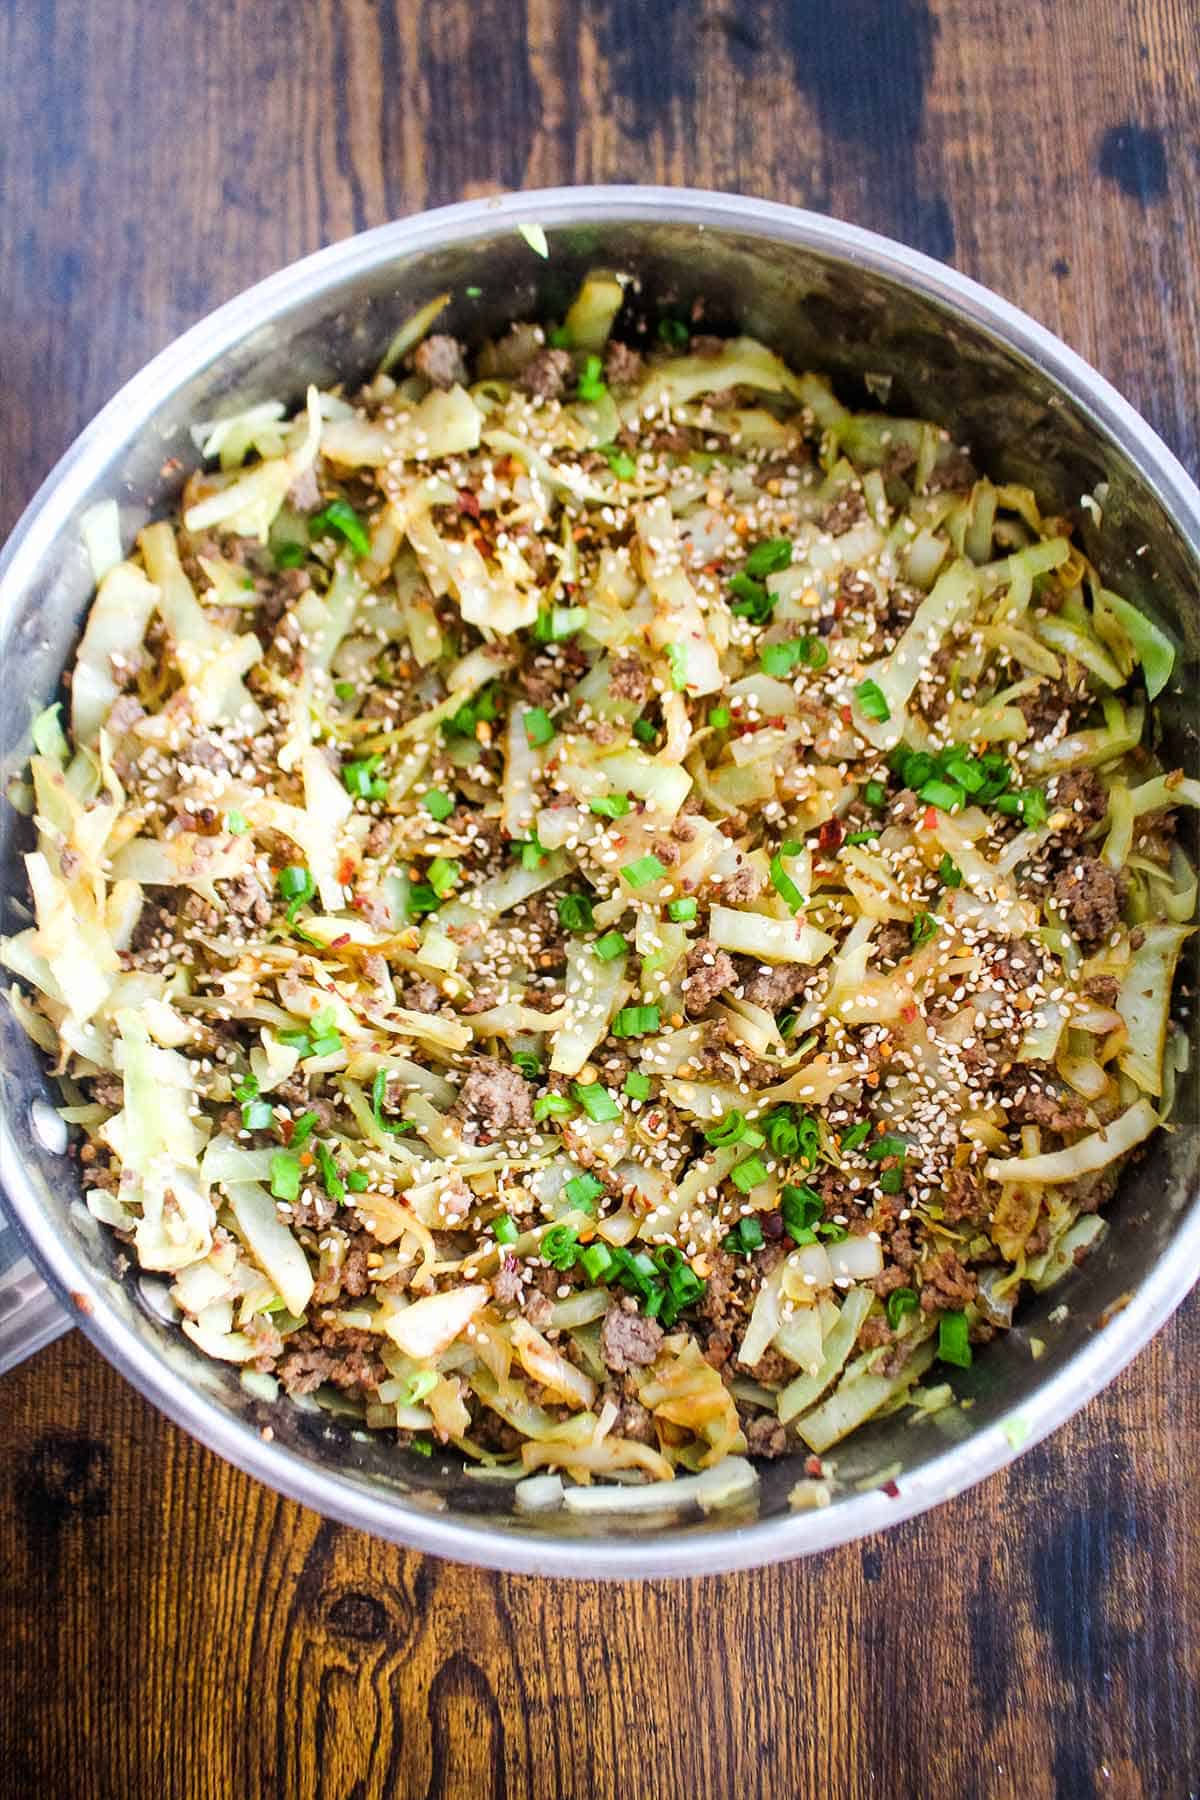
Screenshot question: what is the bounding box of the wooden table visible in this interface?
[2,1,1198,1793]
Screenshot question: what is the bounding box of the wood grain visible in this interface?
[1,0,1198,1794]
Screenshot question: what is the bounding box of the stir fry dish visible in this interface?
[5,270,1194,1506]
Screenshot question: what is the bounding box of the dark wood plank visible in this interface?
[1,0,1198,1795]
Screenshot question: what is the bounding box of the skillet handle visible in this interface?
[0,1200,71,1375]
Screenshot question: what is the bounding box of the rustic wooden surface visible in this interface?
[2,0,1199,1794]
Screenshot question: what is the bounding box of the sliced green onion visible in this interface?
[611,1004,660,1039]
[856,679,891,723]
[427,856,461,898]
[533,1093,575,1122]
[274,541,307,570]
[770,851,805,913]
[938,853,963,888]
[864,779,887,808]
[310,498,371,557]
[708,706,731,729]
[572,1081,621,1123]
[563,1171,605,1209]
[534,604,588,642]
[371,1068,413,1135]
[623,1070,651,1100]
[511,1051,543,1079]
[556,892,595,933]
[345,1169,370,1193]
[840,1121,872,1153]
[781,1183,823,1238]
[845,829,879,845]
[599,445,637,481]
[291,1111,319,1149]
[226,810,249,836]
[315,1141,345,1203]
[745,537,793,578]
[631,717,657,744]
[729,572,773,623]
[722,1215,764,1256]
[1020,787,1049,828]
[493,1213,520,1247]
[576,354,607,403]
[589,793,631,819]
[542,1224,580,1270]
[730,1155,768,1194]
[592,931,626,962]
[422,788,455,822]
[880,1165,905,1195]
[579,1242,616,1281]
[704,1110,764,1149]
[277,865,316,923]
[918,778,964,812]
[523,706,555,748]
[764,1106,800,1158]
[342,755,386,799]
[241,1098,274,1132]
[866,1133,907,1163]
[937,1310,972,1368]
[334,680,357,704]
[621,854,666,888]
[656,317,690,346]
[910,911,938,949]
[665,642,689,691]
[886,1287,919,1330]
[667,897,697,922]
[269,1152,301,1203]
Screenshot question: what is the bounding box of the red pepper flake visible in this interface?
[456,488,481,520]
[329,932,351,949]
[901,1002,918,1024]
[922,805,938,830]
[337,856,356,885]
[840,703,853,726]
[818,818,845,853]
[804,1454,824,1478]
[881,1479,901,1499]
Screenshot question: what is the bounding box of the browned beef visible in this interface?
[857,1315,894,1352]
[1051,767,1108,832]
[1051,857,1127,947]
[220,872,273,926]
[991,935,1044,989]
[1000,1069,1088,1135]
[412,333,468,389]
[452,1057,534,1138]
[743,1414,789,1458]
[401,979,441,1014]
[683,939,737,1014]
[609,653,649,702]
[919,1250,978,1312]
[924,447,978,495]
[276,1327,386,1396]
[600,1305,664,1372]
[942,1165,988,1226]
[106,694,145,736]
[739,961,810,1012]
[492,1254,524,1306]
[603,341,643,386]
[1083,974,1121,1007]
[717,863,766,903]
[820,487,868,535]
[518,347,573,401]
[872,921,913,967]
[740,1347,797,1386]
[1018,680,1084,741]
